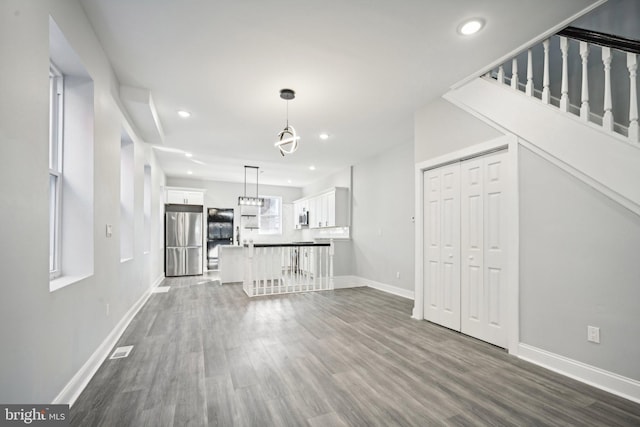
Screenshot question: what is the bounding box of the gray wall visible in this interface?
[415,98,502,163]
[519,147,640,380]
[572,0,640,40]
[351,142,415,291]
[0,0,166,403]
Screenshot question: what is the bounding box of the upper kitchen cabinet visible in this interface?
[166,187,205,206]
[294,187,349,229]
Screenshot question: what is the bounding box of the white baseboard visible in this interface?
[518,343,640,404]
[151,273,165,289]
[334,275,414,300]
[51,277,163,406]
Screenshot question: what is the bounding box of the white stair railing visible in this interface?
[487,27,640,145]
[243,241,334,297]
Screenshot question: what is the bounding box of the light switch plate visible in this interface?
[106,224,113,238]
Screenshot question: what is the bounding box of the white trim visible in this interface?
[412,162,424,319]
[518,344,640,404]
[506,142,520,356]
[52,275,164,406]
[334,275,414,300]
[49,274,92,293]
[413,135,520,355]
[450,0,607,90]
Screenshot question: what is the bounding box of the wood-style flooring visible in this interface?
[71,277,640,426]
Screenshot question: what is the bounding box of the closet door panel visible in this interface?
[461,151,508,348]
[423,164,460,331]
[482,152,509,347]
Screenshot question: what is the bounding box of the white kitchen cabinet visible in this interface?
[294,187,349,229]
[166,188,204,205]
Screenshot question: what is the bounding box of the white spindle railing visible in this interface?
[628,53,639,142]
[560,36,570,112]
[526,50,534,96]
[542,39,551,104]
[579,41,590,121]
[602,47,614,131]
[243,242,334,297]
[486,30,639,145]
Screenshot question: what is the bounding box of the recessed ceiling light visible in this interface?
[185,152,193,158]
[187,170,193,175]
[309,165,316,171]
[319,133,330,140]
[177,110,191,118]
[458,19,485,36]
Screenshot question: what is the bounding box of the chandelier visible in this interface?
[274,88,299,156]
[238,165,264,207]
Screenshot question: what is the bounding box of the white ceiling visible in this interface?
[80,0,601,187]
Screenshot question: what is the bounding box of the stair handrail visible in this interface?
[558,26,640,55]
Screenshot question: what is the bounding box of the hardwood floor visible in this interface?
[71,277,640,426]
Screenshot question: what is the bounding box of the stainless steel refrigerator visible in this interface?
[165,211,203,276]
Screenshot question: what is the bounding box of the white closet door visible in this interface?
[460,151,508,348]
[423,163,461,331]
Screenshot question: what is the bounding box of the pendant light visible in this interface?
[238,165,264,207]
[274,88,299,156]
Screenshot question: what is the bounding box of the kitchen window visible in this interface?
[258,196,282,235]
[49,63,63,279]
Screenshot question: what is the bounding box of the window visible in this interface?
[49,16,95,291]
[49,64,63,278]
[120,134,134,261]
[258,196,282,235]
[143,165,152,254]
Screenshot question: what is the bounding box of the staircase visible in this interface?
[445,27,640,214]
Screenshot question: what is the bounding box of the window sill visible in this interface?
[49,274,92,292]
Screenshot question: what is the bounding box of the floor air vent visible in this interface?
[151,286,170,293]
[109,345,133,360]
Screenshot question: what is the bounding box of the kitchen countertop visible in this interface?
[243,242,330,248]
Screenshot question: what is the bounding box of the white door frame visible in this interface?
[413,134,520,355]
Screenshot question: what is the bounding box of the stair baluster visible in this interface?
[560,37,570,112]
[602,47,614,131]
[526,49,534,96]
[628,53,639,143]
[511,58,519,90]
[542,39,550,104]
[580,41,591,121]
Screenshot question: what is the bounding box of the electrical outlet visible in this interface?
[106,303,110,316]
[106,224,113,238]
[587,325,600,343]
[396,271,400,279]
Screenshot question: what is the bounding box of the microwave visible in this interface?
[299,210,309,226]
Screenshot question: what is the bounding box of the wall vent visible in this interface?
[109,345,133,360]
